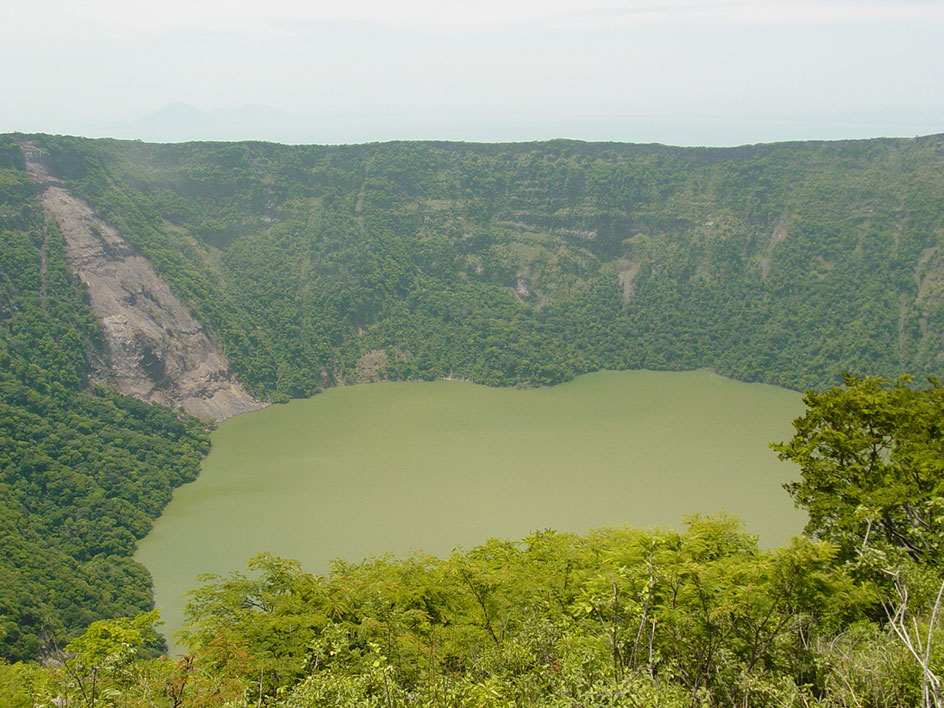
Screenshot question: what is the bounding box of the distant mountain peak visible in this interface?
[145,102,206,117]
[136,103,213,131]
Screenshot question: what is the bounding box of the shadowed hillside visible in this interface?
[21,133,944,399]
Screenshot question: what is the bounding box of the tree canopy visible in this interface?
[773,374,944,567]
[0,136,210,661]
[24,133,944,397]
[2,132,944,703]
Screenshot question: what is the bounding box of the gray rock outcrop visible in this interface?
[22,144,265,421]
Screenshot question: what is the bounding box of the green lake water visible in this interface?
[135,370,807,650]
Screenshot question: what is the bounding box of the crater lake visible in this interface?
[135,369,806,649]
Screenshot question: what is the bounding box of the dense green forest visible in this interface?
[0,137,210,660]
[2,375,943,706]
[0,133,943,704]
[26,132,944,396]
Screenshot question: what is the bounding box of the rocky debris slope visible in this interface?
[22,145,265,421]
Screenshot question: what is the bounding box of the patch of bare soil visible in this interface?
[617,258,642,303]
[352,348,389,383]
[21,144,265,421]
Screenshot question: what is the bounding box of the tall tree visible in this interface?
[773,374,944,566]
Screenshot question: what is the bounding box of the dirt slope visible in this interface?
[22,144,265,421]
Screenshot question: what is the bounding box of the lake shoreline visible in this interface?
[137,369,807,651]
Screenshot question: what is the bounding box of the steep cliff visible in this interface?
[21,143,264,421]
[27,135,944,394]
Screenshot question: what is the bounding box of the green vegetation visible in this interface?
[1,132,943,702]
[1,376,942,707]
[0,137,210,660]
[25,133,944,397]
[775,374,944,568]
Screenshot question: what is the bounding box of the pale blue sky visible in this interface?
[2,0,943,145]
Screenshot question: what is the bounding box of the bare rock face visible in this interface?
[22,145,266,422]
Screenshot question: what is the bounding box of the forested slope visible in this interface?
[26,132,944,397]
[0,138,210,660]
[3,132,944,667]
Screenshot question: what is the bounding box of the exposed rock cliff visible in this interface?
[22,144,265,421]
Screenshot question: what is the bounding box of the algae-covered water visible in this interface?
[135,370,806,649]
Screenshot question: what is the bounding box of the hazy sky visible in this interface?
[2,0,943,145]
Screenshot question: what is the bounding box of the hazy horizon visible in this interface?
[7,100,944,148]
[3,0,944,147]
